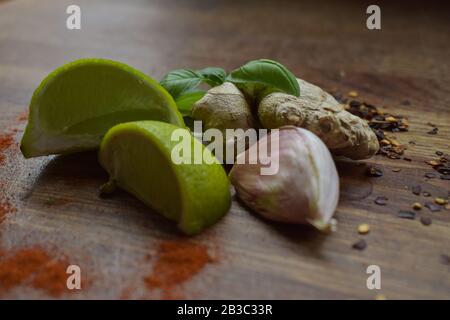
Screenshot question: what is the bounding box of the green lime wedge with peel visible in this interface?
[98,120,231,235]
[21,58,184,158]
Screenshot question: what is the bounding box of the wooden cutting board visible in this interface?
[0,0,449,299]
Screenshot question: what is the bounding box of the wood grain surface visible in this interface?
[0,0,449,299]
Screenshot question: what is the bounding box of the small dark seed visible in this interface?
[352,239,367,251]
[436,151,443,156]
[424,202,441,212]
[349,100,362,108]
[374,196,388,206]
[420,216,432,226]
[403,157,412,162]
[366,166,383,177]
[440,254,450,265]
[427,127,438,135]
[412,185,422,195]
[425,172,437,179]
[397,210,416,219]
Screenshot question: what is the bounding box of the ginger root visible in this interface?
[192,82,256,131]
[191,82,258,160]
[258,79,379,160]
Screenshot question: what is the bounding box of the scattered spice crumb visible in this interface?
[427,127,438,135]
[425,202,441,212]
[366,166,383,177]
[425,154,450,175]
[440,254,450,265]
[434,197,446,205]
[352,239,367,251]
[375,294,387,300]
[392,168,401,172]
[411,185,422,196]
[435,151,443,156]
[374,196,388,206]
[424,202,441,212]
[347,90,358,98]
[144,240,214,299]
[397,210,416,220]
[420,216,432,226]
[357,224,370,235]
[425,172,436,179]
[422,191,431,197]
[426,160,439,166]
[412,202,422,210]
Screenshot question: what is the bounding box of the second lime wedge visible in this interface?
[21,58,184,158]
[98,121,231,235]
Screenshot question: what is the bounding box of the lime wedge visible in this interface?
[21,58,184,158]
[98,120,231,235]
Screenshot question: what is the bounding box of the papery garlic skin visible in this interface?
[229,126,339,229]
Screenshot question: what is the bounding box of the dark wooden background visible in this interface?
[0,0,449,299]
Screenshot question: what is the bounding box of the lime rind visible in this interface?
[99,121,231,235]
[21,58,184,158]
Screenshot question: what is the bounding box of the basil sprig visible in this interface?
[159,59,299,115]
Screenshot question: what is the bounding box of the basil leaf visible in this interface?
[198,67,226,87]
[226,59,300,97]
[175,90,205,116]
[160,67,227,100]
[160,69,202,99]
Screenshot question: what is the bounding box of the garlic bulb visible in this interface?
[229,126,339,230]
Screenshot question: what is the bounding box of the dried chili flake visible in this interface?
[412,202,422,210]
[352,239,367,251]
[397,210,416,219]
[366,166,383,177]
[374,196,388,206]
[424,202,441,212]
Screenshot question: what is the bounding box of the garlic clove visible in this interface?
[229,126,339,230]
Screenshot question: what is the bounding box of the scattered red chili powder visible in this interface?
[0,132,14,166]
[0,200,16,224]
[0,246,74,297]
[17,111,28,122]
[144,240,214,299]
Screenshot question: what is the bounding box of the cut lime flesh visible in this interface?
[98,121,231,235]
[21,58,184,158]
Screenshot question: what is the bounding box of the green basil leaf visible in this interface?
[160,69,202,99]
[198,67,226,87]
[175,90,205,116]
[226,59,300,97]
